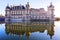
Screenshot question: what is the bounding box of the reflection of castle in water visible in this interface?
[5,21,54,39]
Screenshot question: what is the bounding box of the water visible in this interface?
[0,21,60,40]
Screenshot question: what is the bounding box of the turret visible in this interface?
[47,2,54,21]
[25,2,31,20]
[48,2,54,13]
[5,4,11,23]
[6,4,10,11]
[5,4,11,15]
[26,2,30,9]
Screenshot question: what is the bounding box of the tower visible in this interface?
[5,4,11,23]
[48,2,54,21]
[25,2,31,20]
[26,2,30,9]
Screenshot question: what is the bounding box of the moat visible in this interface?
[0,21,60,40]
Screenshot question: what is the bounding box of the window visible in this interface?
[18,11,20,14]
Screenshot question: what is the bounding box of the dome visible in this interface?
[6,6,11,10]
[49,2,54,8]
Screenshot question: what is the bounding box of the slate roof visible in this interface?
[6,6,11,9]
[49,4,54,7]
[49,3,54,8]
[6,5,26,10]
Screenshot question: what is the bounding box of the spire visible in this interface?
[27,2,30,7]
[27,2,29,4]
[6,4,9,7]
[50,2,52,7]
[7,4,9,6]
[50,2,52,5]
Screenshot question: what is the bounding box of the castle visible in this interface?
[5,2,54,22]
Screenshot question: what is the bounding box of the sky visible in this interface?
[0,0,60,17]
